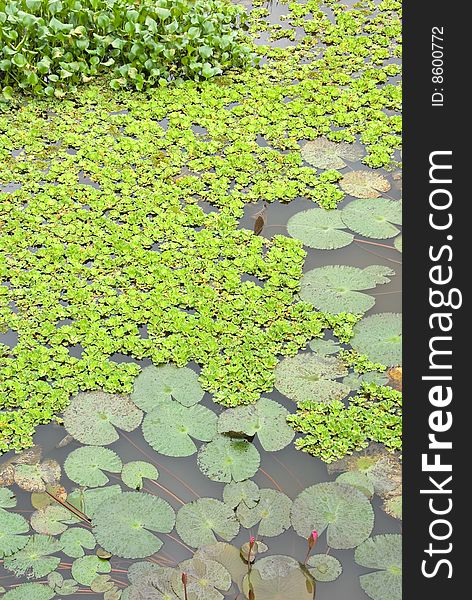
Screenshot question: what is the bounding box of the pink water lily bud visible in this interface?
[308,529,318,549]
[249,535,256,546]
[181,572,188,585]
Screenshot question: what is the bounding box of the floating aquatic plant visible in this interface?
[351,313,402,366]
[355,534,402,600]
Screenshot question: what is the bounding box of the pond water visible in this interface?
[0,1,402,599]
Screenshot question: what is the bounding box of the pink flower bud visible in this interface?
[308,529,318,549]
[249,535,255,546]
[181,572,187,585]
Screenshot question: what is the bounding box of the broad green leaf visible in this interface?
[132,365,204,411]
[0,487,16,508]
[342,198,402,239]
[355,534,402,600]
[67,485,122,519]
[287,209,353,250]
[64,447,122,487]
[336,472,374,498]
[236,489,292,537]
[4,534,63,578]
[0,510,29,558]
[60,527,96,558]
[121,461,158,490]
[223,480,260,509]
[71,555,111,586]
[307,554,342,582]
[30,505,75,535]
[340,171,391,198]
[197,436,260,482]
[171,556,232,599]
[242,555,315,600]
[1,583,55,600]
[351,313,402,366]
[176,498,239,547]
[302,138,364,169]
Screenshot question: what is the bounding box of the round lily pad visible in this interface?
[1,583,55,600]
[67,485,122,519]
[132,364,204,411]
[307,554,342,582]
[342,198,402,239]
[287,209,354,250]
[355,534,402,600]
[340,171,391,198]
[291,482,374,549]
[13,460,61,493]
[3,534,63,579]
[195,542,247,590]
[62,391,143,446]
[142,402,217,457]
[71,555,112,586]
[301,138,364,169]
[351,313,402,366]
[382,492,402,520]
[300,265,393,314]
[92,492,175,558]
[0,487,16,508]
[30,505,75,535]
[197,436,260,482]
[274,353,349,403]
[243,555,315,600]
[0,510,29,558]
[176,498,240,548]
[64,447,122,487]
[60,527,97,558]
[121,461,158,490]
[336,472,374,498]
[236,489,292,537]
[309,338,341,356]
[223,480,260,509]
[172,556,232,599]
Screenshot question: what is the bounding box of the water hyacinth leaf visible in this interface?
[300,265,394,314]
[4,534,63,578]
[351,313,402,366]
[242,555,315,600]
[307,554,342,582]
[342,198,402,239]
[60,527,96,558]
[176,498,240,548]
[71,555,112,586]
[355,534,402,600]
[336,472,374,498]
[30,505,75,535]
[13,460,61,492]
[93,492,175,558]
[197,436,260,482]
[0,510,29,558]
[274,353,349,403]
[132,364,204,411]
[142,402,217,457]
[340,171,391,198]
[223,480,260,509]
[291,482,374,549]
[62,391,143,445]
[121,461,158,490]
[67,485,122,519]
[172,556,232,599]
[309,338,340,356]
[217,398,294,451]
[64,447,122,487]
[195,542,247,590]
[236,489,292,537]
[0,487,16,508]
[394,234,402,252]
[287,209,354,249]
[1,583,55,600]
[301,138,364,169]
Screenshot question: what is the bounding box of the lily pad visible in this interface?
[60,527,97,558]
[340,171,391,198]
[4,534,63,578]
[31,485,68,510]
[176,498,240,548]
[287,209,354,249]
[63,391,143,446]
[342,371,389,391]
[92,492,175,558]
[0,510,29,558]
[0,487,16,509]
[172,556,232,600]
[13,460,61,492]
[355,534,402,600]
[307,554,342,582]
[223,480,260,509]
[382,491,402,520]
[342,198,402,239]
[300,265,394,314]
[243,555,315,600]
[309,338,341,356]
[351,313,402,366]
[394,233,402,252]
[236,489,292,537]
[30,505,75,535]
[142,402,217,457]
[121,461,158,490]
[132,364,204,411]
[125,565,179,599]
[64,447,122,487]
[301,139,364,169]
[291,482,374,549]
[71,555,112,586]
[67,485,122,519]
[1,583,55,600]
[195,542,247,591]
[217,398,294,451]
[197,436,260,482]
[336,472,374,498]
[274,353,349,403]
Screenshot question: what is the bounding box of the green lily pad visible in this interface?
[217,398,294,451]
[92,492,175,558]
[274,353,349,403]
[309,338,341,356]
[342,198,402,239]
[342,371,389,391]
[4,534,63,578]
[394,233,402,252]
[300,265,394,314]
[336,472,374,498]
[382,492,402,520]
[60,527,97,558]
[121,461,158,490]
[13,460,61,492]
[0,510,29,558]
[351,313,402,366]
[291,482,374,549]
[132,364,204,411]
[306,554,342,582]
[90,574,114,593]
[64,447,122,487]
[172,556,232,600]
[197,436,260,482]
[301,139,364,169]
[176,498,240,548]
[287,209,354,250]
[71,555,112,586]
[195,542,247,591]
[142,402,217,457]
[340,171,391,198]
[242,555,315,600]
[1,583,55,600]
[355,534,402,600]
[0,487,16,509]
[30,505,75,535]
[124,565,179,599]
[63,391,143,446]
[223,480,260,509]
[67,485,122,519]
[236,489,292,537]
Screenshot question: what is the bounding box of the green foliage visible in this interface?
[0,0,255,98]
[339,349,387,374]
[355,534,402,600]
